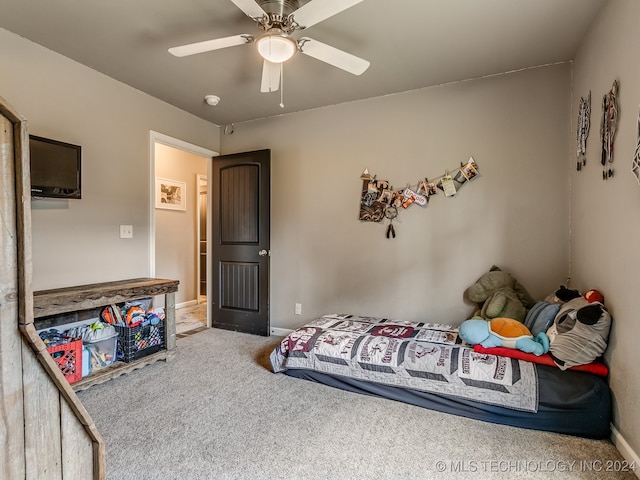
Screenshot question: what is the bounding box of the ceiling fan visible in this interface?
[168,0,370,94]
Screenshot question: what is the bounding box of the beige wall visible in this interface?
[154,143,207,305]
[222,63,572,329]
[0,27,220,291]
[570,0,640,461]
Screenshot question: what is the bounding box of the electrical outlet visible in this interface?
[119,225,133,238]
[295,303,302,315]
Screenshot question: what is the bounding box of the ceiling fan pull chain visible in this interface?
[279,62,285,108]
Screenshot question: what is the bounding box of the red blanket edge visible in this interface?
[472,345,608,377]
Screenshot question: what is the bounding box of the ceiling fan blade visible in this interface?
[168,34,252,57]
[261,60,281,92]
[299,38,370,75]
[292,0,364,29]
[230,0,267,19]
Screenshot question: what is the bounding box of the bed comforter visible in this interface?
[271,314,539,413]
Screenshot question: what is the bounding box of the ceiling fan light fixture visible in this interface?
[256,30,297,63]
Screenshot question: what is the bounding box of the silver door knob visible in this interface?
[258,249,268,256]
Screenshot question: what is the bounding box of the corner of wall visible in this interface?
[611,424,640,479]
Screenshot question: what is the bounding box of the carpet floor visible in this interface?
[77,328,635,480]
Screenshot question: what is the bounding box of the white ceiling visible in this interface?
[0,0,606,126]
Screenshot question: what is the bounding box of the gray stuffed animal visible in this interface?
[466,266,535,322]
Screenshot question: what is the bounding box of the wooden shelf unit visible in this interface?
[34,277,179,391]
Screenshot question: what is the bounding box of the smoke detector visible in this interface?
[204,95,221,106]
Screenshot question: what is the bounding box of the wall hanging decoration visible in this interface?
[155,177,186,211]
[359,158,479,239]
[600,80,619,180]
[632,105,640,185]
[576,91,591,171]
[384,206,398,238]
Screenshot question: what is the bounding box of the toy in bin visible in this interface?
[101,298,163,328]
[82,321,118,372]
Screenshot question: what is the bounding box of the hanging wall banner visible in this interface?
[600,80,619,180]
[359,158,479,238]
[359,174,388,222]
[632,105,640,186]
[577,91,591,171]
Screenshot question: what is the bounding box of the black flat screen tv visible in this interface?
[29,135,82,199]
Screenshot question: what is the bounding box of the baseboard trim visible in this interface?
[611,424,640,479]
[270,327,293,337]
[176,299,198,310]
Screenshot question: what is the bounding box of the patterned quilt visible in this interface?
[270,314,539,412]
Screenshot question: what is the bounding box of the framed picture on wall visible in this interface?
[156,177,186,210]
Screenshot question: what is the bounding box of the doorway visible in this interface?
[149,131,217,334]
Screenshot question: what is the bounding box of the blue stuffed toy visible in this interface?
[458,317,550,356]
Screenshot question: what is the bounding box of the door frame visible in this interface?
[196,173,208,305]
[148,131,218,327]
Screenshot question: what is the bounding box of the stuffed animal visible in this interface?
[544,285,581,304]
[466,266,534,322]
[584,289,605,304]
[459,317,550,356]
[547,296,611,369]
[523,301,561,336]
[544,285,605,305]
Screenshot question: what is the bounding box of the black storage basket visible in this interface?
[115,320,165,363]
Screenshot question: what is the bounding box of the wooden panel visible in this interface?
[22,341,63,480]
[20,303,106,479]
[73,350,170,392]
[0,103,26,480]
[34,278,179,318]
[220,262,259,311]
[220,164,259,244]
[20,325,99,428]
[14,115,33,327]
[0,309,26,479]
[61,400,94,479]
[165,292,176,351]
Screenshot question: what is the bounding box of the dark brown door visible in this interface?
[211,149,270,336]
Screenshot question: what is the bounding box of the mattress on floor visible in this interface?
[271,314,611,438]
[283,364,611,439]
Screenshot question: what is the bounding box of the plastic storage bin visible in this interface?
[82,345,91,378]
[115,320,165,363]
[83,332,118,372]
[46,338,83,384]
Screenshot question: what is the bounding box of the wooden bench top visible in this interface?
[33,277,179,318]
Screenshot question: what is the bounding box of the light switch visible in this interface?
[120,225,133,238]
